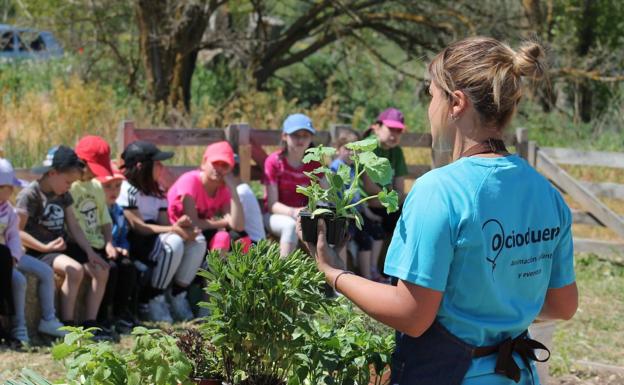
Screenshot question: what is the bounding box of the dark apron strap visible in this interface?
[460,138,508,158]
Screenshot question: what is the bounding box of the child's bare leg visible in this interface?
[53,255,84,321]
[83,263,109,321]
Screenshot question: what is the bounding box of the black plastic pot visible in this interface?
[299,209,348,246]
[325,216,348,245]
[299,211,318,244]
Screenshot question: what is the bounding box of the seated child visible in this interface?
[0,158,66,344]
[16,146,111,340]
[73,136,138,332]
[101,164,141,331]
[330,130,385,279]
[118,141,205,323]
[167,141,249,256]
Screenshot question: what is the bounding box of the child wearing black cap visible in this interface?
[117,141,204,323]
[15,146,111,340]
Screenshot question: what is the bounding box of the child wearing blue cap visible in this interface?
[263,113,322,257]
[0,158,66,344]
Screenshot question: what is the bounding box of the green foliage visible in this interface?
[175,327,224,380]
[290,299,395,385]
[199,241,333,384]
[297,137,399,228]
[49,326,193,385]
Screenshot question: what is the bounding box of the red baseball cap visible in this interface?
[100,162,125,183]
[75,136,114,182]
[203,141,235,169]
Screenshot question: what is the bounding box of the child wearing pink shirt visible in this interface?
[168,141,248,256]
[264,113,322,257]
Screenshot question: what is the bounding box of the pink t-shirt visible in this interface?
[264,150,322,208]
[167,170,231,224]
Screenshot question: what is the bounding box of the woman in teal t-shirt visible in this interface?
[299,37,578,385]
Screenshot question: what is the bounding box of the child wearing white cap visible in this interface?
[0,158,66,344]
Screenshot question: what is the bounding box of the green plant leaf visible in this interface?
[378,188,399,213]
[345,136,378,152]
[303,145,336,163]
[311,208,333,218]
[359,152,393,186]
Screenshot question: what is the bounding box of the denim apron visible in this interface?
[390,321,550,385]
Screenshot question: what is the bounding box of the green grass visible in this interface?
[550,254,624,376]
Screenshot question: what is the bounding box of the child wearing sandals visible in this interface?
[16,146,111,341]
[117,141,206,323]
[0,158,67,345]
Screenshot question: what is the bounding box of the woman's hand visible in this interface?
[45,237,66,253]
[296,217,344,275]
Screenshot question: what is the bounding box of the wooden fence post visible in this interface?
[226,123,252,183]
[515,127,528,160]
[117,121,137,157]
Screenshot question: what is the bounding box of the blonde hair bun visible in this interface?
[513,42,546,80]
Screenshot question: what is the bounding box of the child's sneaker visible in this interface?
[38,318,68,338]
[169,291,194,321]
[11,325,29,345]
[147,295,173,323]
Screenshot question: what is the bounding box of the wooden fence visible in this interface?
[9,122,624,256]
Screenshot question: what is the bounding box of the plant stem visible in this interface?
[343,194,378,211]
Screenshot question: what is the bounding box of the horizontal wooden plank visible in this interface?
[133,128,225,146]
[407,164,431,178]
[541,147,624,169]
[579,181,624,200]
[250,129,332,146]
[399,133,432,147]
[15,169,39,182]
[536,151,624,239]
[574,237,624,256]
[571,209,604,226]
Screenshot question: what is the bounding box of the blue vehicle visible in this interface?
[0,24,63,60]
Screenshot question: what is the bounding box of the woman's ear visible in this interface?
[450,90,469,119]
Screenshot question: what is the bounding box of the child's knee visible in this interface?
[12,270,27,289]
[209,231,231,250]
[65,264,85,282]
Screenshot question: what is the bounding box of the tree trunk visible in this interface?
[135,0,212,112]
[575,0,598,123]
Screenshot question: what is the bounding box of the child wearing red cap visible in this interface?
[167,141,248,255]
[117,141,205,323]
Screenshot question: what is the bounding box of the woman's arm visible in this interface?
[537,282,578,321]
[305,219,442,337]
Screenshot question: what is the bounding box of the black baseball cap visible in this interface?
[121,140,174,168]
[32,145,86,174]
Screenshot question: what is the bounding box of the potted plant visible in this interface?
[175,328,224,385]
[297,136,399,244]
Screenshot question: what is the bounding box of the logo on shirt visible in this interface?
[78,199,98,230]
[40,203,65,232]
[482,218,561,275]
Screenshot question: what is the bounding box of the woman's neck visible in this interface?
[452,123,505,160]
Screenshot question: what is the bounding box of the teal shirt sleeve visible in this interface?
[384,173,454,291]
[548,203,575,288]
